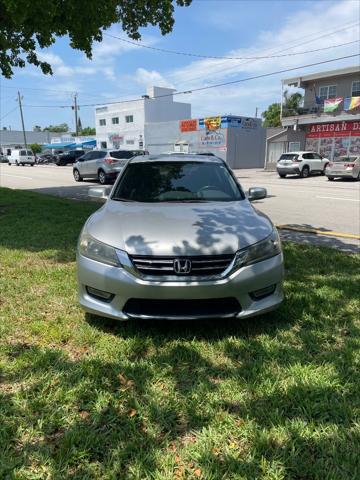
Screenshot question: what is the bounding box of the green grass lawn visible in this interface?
[0,187,359,480]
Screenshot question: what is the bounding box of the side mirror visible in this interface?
[88,186,109,202]
[77,157,84,162]
[248,187,267,201]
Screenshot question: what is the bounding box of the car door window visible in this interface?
[302,153,314,160]
[82,152,94,161]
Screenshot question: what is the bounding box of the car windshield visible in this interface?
[112,161,244,202]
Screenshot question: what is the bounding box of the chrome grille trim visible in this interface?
[130,254,235,279]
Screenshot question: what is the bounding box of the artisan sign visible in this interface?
[306,121,360,138]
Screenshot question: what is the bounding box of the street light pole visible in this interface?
[74,93,79,136]
[18,91,27,149]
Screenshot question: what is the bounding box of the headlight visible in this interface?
[78,230,122,267]
[232,229,281,271]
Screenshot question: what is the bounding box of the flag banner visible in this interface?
[324,97,343,113]
[343,97,351,111]
[349,96,360,111]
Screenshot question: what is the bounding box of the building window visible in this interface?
[112,117,119,125]
[319,85,337,101]
[100,141,107,149]
[99,119,106,126]
[288,142,300,152]
[352,80,360,97]
[126,139,135,145]
[125,115,134,123]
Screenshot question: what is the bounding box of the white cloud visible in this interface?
[134,68,174,88]
[90,28,160,64]
[103,67,116,81]
[139,0,359,117]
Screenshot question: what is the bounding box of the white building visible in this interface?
[95,86,191,150]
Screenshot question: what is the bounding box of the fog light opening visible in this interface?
[86,286,114,303]
[250,284,276,300]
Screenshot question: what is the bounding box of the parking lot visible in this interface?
[1,163,359,251]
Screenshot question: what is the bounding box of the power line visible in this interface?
[0,105,18,121]
[164,22,360,86]
[1,23,358,107]
[21,54,359,109]
[103,34,359,60]
[76,54,360,107]
[82,22,360,106]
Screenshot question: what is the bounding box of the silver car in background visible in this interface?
[77,154,284,321]
[325,155,360,181]
[73,149,148,184]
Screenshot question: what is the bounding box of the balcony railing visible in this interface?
[281,97,360,118]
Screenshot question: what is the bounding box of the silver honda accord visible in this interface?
[77,155,284,321]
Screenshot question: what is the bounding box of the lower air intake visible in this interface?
[123,297,241,319]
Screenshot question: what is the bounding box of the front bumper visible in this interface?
[77,252,284,321]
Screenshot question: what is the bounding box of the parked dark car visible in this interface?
[37,153,57,164]
[56,150,85,166]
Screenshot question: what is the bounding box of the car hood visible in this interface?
[86,200,273,256]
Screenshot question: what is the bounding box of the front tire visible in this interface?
[300,166,310,178]
[98,170,107,185]
[328,176,334,181]
[279,173,287,178]
[73,169,83,182]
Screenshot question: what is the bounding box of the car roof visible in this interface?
[129,154,224,164]
[94,148,143,152]
[280,151,317,155]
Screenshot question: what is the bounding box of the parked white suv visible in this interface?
[277,151,329,178]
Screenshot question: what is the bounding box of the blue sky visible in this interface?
[0,0,359,132]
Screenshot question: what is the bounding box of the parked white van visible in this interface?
[8,149,35,166]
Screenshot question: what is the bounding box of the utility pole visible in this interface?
[74,93,79,136]
[255,107,258,118]
[18,91,27,149]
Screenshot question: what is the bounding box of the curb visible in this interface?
[276,225,360,241]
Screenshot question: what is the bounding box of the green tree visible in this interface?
[262,90,303,127]
[43,123,69,133]
[29,143,42,153]
[0,1,192,78]
[262,103,281,128]
[80,127,96,136]
[33,125,42,132]
[283,91,303,116]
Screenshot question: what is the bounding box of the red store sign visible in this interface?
[306,121,360,138]
[180,119,197,132]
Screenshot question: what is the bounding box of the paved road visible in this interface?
[1,163,359,252]
[0,163,97,200]
[234,168,360,237]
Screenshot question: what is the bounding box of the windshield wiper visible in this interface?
[160,199,211,203]
[111,197,136,202]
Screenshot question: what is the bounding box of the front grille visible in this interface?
[130,254,234,277]
[123,298,241,319]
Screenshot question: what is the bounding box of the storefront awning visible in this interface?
[42,139,96,149]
